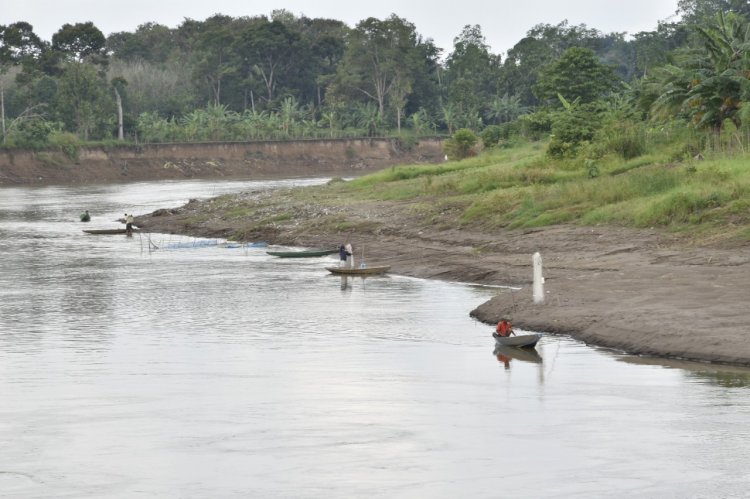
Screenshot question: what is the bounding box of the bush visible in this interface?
[48,132,82,162]
[480,125,503,148]
[518,111,553,140]
[2,119,60,148]
[443,128,478,160]
[546,103,603,158]
[598,120,647,159]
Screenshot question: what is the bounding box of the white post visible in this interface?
[533,252,544,304]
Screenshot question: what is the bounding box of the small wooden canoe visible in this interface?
[267,248,338,258]
[83,228,139,235]
[325,265,390,276]
[493,332,542,348]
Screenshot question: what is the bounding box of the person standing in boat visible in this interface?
[125,213,134,235]
[345,242,353,268]
[339,245,348,267]
[496,318,514,337]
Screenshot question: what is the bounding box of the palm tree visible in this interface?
[485,94,528,124]
[650,12,750,130]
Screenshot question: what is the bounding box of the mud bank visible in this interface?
[133,186,750,368]
[0,137,445,186]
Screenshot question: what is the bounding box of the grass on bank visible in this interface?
[322,138,750,244]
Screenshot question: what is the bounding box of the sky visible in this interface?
[7,0,681,56]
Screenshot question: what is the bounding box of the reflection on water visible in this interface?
[617,354,750,389]
[2,179,750,498]
[494,342,543,368]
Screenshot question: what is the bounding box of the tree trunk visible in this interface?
[0,85,5,144]
[114,87,124,141]
[1,85,5,144]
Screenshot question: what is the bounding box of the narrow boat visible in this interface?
[83,228,139,235]
[325,265,390,276]
[267,248,338,258]
[493,332,542,348]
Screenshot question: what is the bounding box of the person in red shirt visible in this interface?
[496,318,514,337]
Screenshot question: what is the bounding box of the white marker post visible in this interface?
[533,252,545,304]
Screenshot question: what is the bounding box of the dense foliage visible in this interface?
[2,0,750,161]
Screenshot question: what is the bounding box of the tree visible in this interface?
[0,22,44,63]
[485,93,527,124]
[632,22,690,77]
[677,0,750,23]
[534,47,619,105]
[52,22,107,65]
[1,22,45,143]
[501,21,607,106]
[329,15,435,123]
[233,19,309,106]
[444,25,502,125]
[53,62,110,140]
[111,76,127,140]
[650,13,750,130]
[107,23,175,64]
[193,21,237,105]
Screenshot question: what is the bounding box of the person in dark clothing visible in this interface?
[339,245,348,267]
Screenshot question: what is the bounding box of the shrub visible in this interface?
[517,111,553,140]
[480,125,503,148]
[598,120,647,159]
[48,132,82,162]
[443,128,478,160]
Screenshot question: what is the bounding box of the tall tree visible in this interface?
[678,0,750,23]
[650,12,750,130]
[502,21,606,106]
[52,22,107,65]
[534,47,619,105]
[233,19,309,106]
[193,21,237,105]
[444,25,501,126]
[329,14,435,124]
[53,62,110,140]
[0,22,45,142]
[107,23,175,64]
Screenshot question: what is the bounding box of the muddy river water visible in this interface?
[1,179,749,498]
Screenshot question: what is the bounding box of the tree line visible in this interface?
[1,0,749,152]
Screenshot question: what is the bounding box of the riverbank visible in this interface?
[0,137,444,186]
[134,181,750,367]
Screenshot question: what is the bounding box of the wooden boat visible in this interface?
[325,265,390,276]
[493,344,543,364]
[83,228,139,235]
[267,248,338,258]
[493,332,542,348]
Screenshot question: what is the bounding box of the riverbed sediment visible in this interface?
[133,184,750,367]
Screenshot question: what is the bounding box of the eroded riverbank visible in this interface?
[133,183,750,367]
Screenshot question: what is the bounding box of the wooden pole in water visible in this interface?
[533,252,545,304]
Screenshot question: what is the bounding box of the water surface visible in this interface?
[1,179,749,498]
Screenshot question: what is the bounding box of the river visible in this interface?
[1,179,749,498]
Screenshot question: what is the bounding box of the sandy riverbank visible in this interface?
[132,181,750,367]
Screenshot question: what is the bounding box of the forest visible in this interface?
[1,0,750,158]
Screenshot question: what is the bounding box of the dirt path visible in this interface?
[134,187,750,367]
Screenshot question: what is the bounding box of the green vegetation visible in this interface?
[2,2,750,150]
[319,132,750,244]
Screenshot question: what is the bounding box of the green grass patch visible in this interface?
[300,135,750,243]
